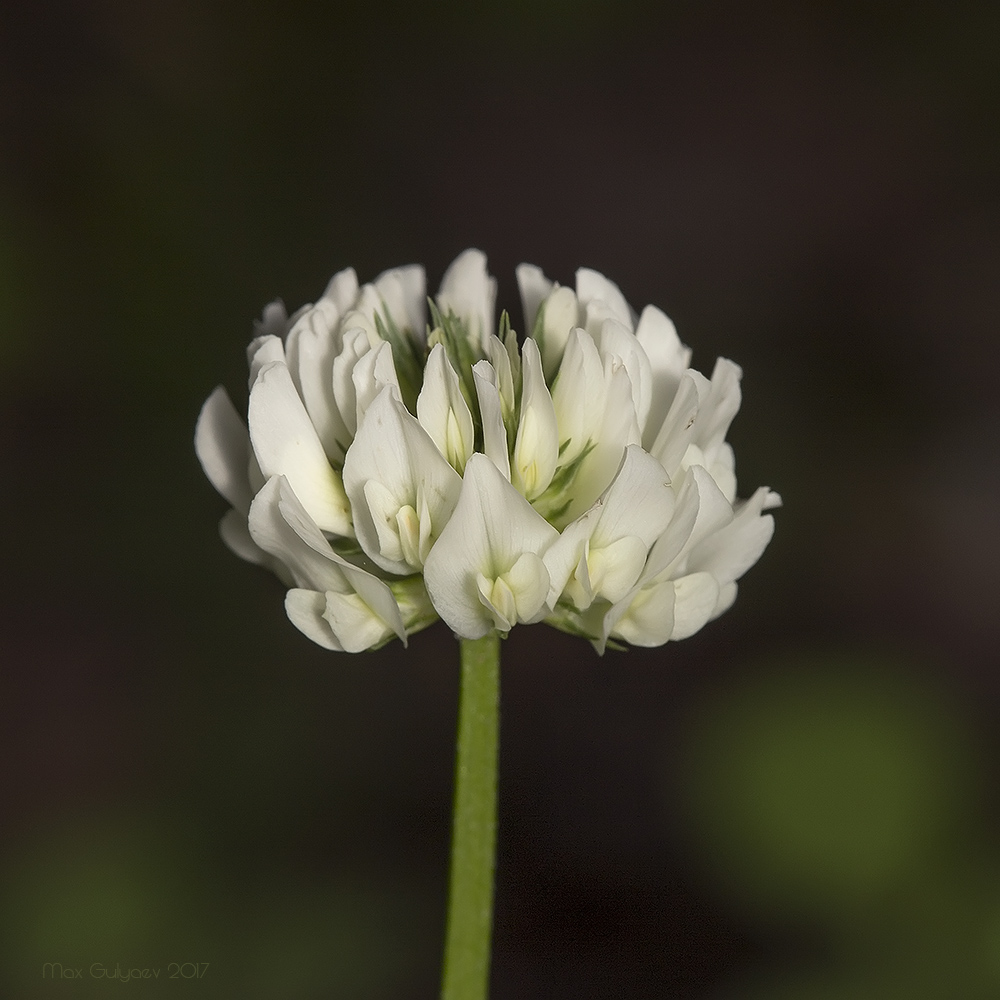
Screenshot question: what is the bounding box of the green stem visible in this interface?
[440,632,501,1000]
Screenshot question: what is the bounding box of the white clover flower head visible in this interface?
[196,249,779,653]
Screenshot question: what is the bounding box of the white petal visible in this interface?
[587,535,649,604]
[576,268,634,329]
[247,334,285,388]
[286,304,350,463]
[710,581,739,621]
[512,338,559,500]
[551,329,606,462]
[670,572,720,640]
[472,361,511,480]
[254,300,290,340]
[687,486,776,586]
[340,293,383,351]
[195,386,254,513]
[515,263,553,334]
[248,361,353,536]
[219,509,272,569]
[559,360,641,522]
[649,369,711,477]
[320,266,360,315]
[324,591,397,652]
[484,335,517,425]
[542,508,601,607]
[423,454,559,638]
[285,589,345,651]
[352,340,400,430]
[643,465,734,583]
[417,344,475,473]
[543,445,672,607]
[507,552,552,623]
[597,317,652,434]
[374,264,426,338]
[609,579,676,649]
[343,387,462,575]
[266,474,407,644]
[437,249,497,350]
[591,445,675,550]
[636,304,691,450]
[535,285,581,380]
[694,358,742,464]
[331,327,371,437]
[248,476,349,592]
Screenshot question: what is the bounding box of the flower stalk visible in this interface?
[441,632,501,1000]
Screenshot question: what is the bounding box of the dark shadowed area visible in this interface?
[2,1,999,997]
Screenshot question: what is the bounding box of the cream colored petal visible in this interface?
[320,266,359,315]
[248,475,349,592]
[195,386,254,513]
[576,267,634,328]
[374,263,426,337]
[286,305,350,463]
[472,361,511,481]
[597,317,652,433]
[437,248,497,350]
[512,339,559,500]
[635,304,691,450]
[343,387,462,575]
[285,589,345,651]
[247,361,353,536]
[247,333,285,389]
[417,344,475,473]
[423,454,558,638]
[670,572,720,640]
[649,369,711,478]
[515,263,553,334]
[608,579,676,649]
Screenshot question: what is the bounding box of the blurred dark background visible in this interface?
[2,1,999,997]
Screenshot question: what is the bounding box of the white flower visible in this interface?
[196,250,778,653]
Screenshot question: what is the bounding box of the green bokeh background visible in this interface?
[2,2,999,997]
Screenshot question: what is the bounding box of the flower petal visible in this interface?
[512,338,559,500]
[423,454,559,638]
[352,340,400,430]
[694,358,742,465]
[515,263,552,334]
[285,303,350,463]
[248,476,349,592]
[218,508,280,576]
[195,386,254,513]
[258,474,408,644]
[319,266,360,315]
[331,327,371,437]
[591,445,675,550]
[285,589,345,651]
[437,249,496,351]
[248,361,353,536]
[596,317,653,450]
[576,267,635,329]
[635,304,691,450]
[247,333,285,388]
[417,344,475,473]
[343,386,462,575]
[687,485,777,586]
[560,359,641,521]
[643,464,734,583]
[472,361,511,480]
[649,369,711,478]
[609,579,676,649]
[670,572,720,640]
[551,328,606,462]
[374,264,426,338]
